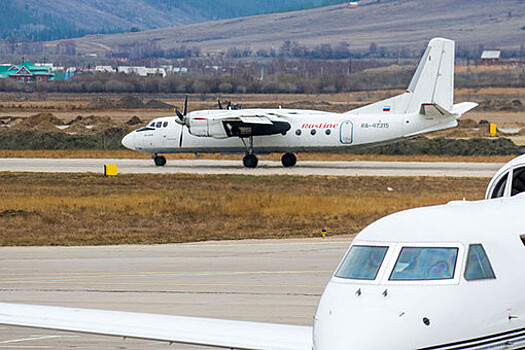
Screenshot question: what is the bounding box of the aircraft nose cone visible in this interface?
[121,132,135,150]
[315,305,414,350]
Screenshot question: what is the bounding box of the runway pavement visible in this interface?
[0,158,503,177]
[0,237,350,349]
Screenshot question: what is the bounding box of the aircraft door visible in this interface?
[157,120,169,147]
[340,121,353,144]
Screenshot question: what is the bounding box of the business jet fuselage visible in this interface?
[314,195,525,349]
[122,37,477,168]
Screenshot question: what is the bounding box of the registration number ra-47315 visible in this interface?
[360,122,389,129]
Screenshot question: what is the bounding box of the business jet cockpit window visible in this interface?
[149,122,155,127]
[491,173,508,199]
[389,247,458,281]
[335,245,388,280]
[511,167,525,196]
[464,244,496,281]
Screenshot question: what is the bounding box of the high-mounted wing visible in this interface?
[187,112,292,138]
[0,303,312,350]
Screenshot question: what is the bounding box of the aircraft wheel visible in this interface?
[154,155,167,166]
[281,153,297,167]
[243,154,258,168]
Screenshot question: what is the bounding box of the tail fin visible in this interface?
[406,37,454,113]
[348,38,456,115]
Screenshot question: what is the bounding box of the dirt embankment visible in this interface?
[87,96,174,110]
[0,112,140,150]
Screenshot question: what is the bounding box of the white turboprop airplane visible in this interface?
[121,37,477,168]
[1,194,524,349]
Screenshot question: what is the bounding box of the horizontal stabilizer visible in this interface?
[452,102,478,116]
[0,303,312,350]
[419,103,454,118]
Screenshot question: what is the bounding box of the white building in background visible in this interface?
[161,65,188,74]
[481,50,501,60]
[145,67,167,78]
[117,66,146,75]
[116,66,166,77]
[95,66,116,73]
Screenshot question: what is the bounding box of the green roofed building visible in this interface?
[0,60,54,83]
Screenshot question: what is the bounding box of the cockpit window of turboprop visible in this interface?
[389,247,459,281]
[335,245,389,280]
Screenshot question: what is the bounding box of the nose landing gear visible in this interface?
[153,154,167,166]
[242,135,259,168]
[281,153,297,167]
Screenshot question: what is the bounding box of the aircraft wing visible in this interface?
[209,112,291,137]
[239,115,275,125]
[0,303,312,350]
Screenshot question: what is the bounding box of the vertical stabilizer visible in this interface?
[348,38,455,116]
[406,37,454,113]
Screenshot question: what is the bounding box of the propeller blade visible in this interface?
[179,124,184,147]
[175,107,184,121]
[217,98,223,110]
[183,95,188,116]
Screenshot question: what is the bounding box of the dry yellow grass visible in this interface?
[0,172,488,246]
[0,149,514,163]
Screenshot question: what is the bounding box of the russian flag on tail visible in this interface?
[383,106,391,112]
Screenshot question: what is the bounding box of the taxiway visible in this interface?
[0,158,503,177]
[0,237,349,349]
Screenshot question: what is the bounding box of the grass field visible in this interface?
[0,173,488,246]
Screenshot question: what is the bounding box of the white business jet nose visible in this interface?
[121,132,135,150]
[314,304,415,350]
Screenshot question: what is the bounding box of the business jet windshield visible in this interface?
[334,242,498,285]
[334,245,388,280]
[464,244,496,281]
[486,154,525,199]
[389,247,458,281]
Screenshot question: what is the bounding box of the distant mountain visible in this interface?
[0,0,345,41]
[61,0,525,56]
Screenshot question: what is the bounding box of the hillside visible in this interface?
[1,0,344,41]
[55,0,525,55]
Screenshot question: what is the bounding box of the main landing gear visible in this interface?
[243,154,258,168]
[281,152,297,167]
[153,154,166,166]
[242,152,297,168]
[240,134,297,168]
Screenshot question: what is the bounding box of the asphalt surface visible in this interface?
[0,158,503,177]
[0,237,350,349]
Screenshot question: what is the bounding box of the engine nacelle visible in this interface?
[187,118,228,139]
